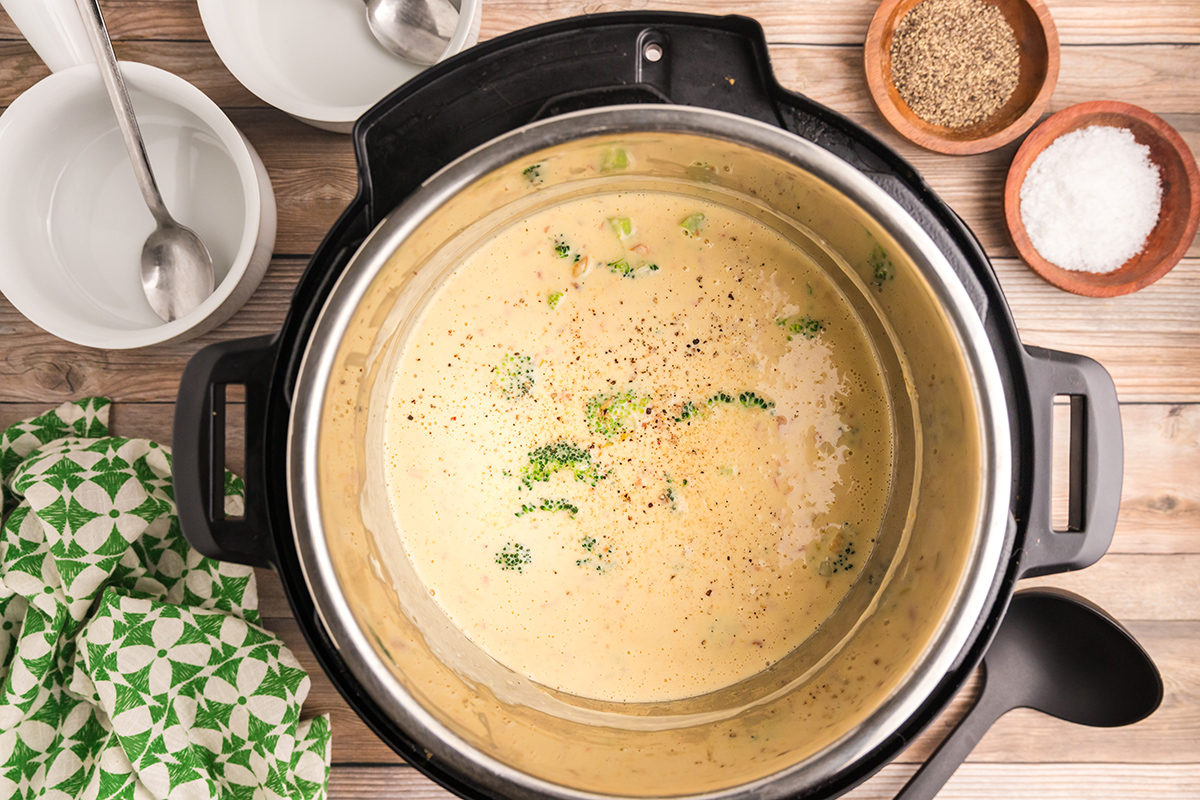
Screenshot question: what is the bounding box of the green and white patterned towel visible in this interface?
[0,399,331,800]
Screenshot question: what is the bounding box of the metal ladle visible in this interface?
[74,0,215,323]
[364,0,459,66]
[895,588,1163,800]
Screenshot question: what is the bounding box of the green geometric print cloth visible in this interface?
[0,399,330,800]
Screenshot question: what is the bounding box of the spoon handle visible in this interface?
[72,0,172,226]
[893,669,1009,800]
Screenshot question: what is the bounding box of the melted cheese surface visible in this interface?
[384,192,893,702]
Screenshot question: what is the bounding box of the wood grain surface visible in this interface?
[0,0,1197,798]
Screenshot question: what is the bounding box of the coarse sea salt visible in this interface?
[1019,125,1163,273]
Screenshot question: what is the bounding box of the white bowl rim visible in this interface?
[0,61,264,350]
[196,0,481,126]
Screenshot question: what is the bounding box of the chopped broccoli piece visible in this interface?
[681,213,706,237]
[554,236,571,258]
[815,522,858,576]
[661,474,687,513]
[609,217,633,238]
[515,498,579,518]
[586,390,650,438]
[869,245,894,289]
[575,535,615,573]
[523,164,543,185]
[547,291,564,309]
[601,148,629,171]
[739,391,775,412]
[776,315,823,341]
[607,257,635,277]
[495,542,532,572]
[518,441,607,490]
[702,390,774,412]
[818,540,857,576]
[673,400,707,423]
[605,258,658,278]
[494,353,535,400]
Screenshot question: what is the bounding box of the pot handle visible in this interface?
[173,335,279,569]
[1017,346,1122,578]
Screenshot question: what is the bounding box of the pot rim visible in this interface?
[286,104,1013,800]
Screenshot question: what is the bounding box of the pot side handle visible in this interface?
[174,335,279,570]
[1017,346,1122,578]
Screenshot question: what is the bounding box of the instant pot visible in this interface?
[174,14,1122,800]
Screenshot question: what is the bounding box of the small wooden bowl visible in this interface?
[1004,102,1200,297]
[864,0,1060,155]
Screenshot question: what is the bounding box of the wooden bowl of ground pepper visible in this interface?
[864,0,1060,155]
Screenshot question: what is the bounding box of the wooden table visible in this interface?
[1,1,1196,797]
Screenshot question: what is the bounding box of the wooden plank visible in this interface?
[0,259,302,404]
[7,40,1200,116]
[1021,556,1200,620]
[0,1,207,41]
[261,617,1197,766]
[324,762,1200,799]
[997,258,1200,403]
[1,400,1195,563]
[1088,405,1200,554]
[222,110,358,256]
[771,43,1200,115]
[3,0,1200,46]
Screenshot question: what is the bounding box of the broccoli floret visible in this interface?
[607,257,635,277]
[739,391,776,412]
[495,542,532,572]
[605,258,658,278]
[816,523,858,576]
[681,212,706,237]
[514,498,579,518]
[553,236,571,258]
[586,390,650,438]
[575,535,615,573]
[494,353,535,400]
[776,315,823,341]
[673,400,707,423]
[518,441,607,490]
[701,390,773,411]
[523,164,543,185]
[869,245,894,289]
[661,474,688,512]
[547,291,564,309]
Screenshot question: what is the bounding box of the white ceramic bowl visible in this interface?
[198,0,483,133]
[0,62,276,349]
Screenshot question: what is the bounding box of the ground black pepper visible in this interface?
[889,0,1021,128]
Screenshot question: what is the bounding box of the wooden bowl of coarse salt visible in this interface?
[864,0,1059,155]
[1004,101,1200,297]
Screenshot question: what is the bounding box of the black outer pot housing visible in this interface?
[174,13,1123,800]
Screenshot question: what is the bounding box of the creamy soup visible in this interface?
[383,191,893,703]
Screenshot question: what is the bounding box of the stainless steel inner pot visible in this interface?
[286,106,1011,800]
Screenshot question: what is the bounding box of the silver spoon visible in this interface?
[365,0,459,66]
[73,0,215,323]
